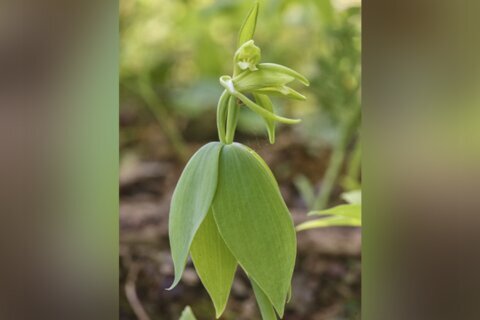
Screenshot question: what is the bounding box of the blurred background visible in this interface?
[120,0,361,319]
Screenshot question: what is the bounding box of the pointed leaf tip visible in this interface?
[191,211,237,318]
[251,278,278,320]
[237,2,260,48]
[212,143,296,316]
[253,93,276,144]
[168,142,223,289]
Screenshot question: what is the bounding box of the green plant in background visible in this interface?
[297,190,361,231]
[168,3,308,319]
[179,306,197,320]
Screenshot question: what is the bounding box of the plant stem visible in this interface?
[312,106,361,210]
[137,74,189,162]
[217,90,229,143]
[225,96,239,144]
[341,137,361,190]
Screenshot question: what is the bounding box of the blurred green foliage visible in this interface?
[120,0,360,146]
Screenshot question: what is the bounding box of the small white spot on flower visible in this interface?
[226,79,236,94]
[238,61,250,70]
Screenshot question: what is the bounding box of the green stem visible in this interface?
[342,137,361,190]
[216,90,229,143]
[225,96,239,144]
[312,106,361,211]
[136,74,188,162]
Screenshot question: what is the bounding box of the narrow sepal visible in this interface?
[234,91,301,124]
[258,63,309,86]
[253,93,276,144]
[237,2,259,47]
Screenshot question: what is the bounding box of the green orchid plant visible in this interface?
[168,3,308,319]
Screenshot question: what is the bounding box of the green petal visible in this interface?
[237,2,259,47]
[212,143,296,317]
[191,211,237,318]
[251,278,278,320]
[233,69,294,92]
[168,142,223,289]
[179,306,197,320]
[258,63,310,86]
[253,93,276,144]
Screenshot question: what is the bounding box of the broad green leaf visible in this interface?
[212,143,296,317]
[296,216,361,231]
[237,2,259,47]
[310,204,361,220]
[253,93,276,144]
[179,306,197,320]
[190,211,237,318]
[251,278,278,320]
[168,142,223,289]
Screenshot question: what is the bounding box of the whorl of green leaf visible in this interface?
[237,2,259,47]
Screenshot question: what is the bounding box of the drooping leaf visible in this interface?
[190,211,237,318]
[237,2,259,47]
[251,278,278,320]
[168,142,223,289]
[253,93,276,144]
[212,143,296,317]
[179,306,197,320]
